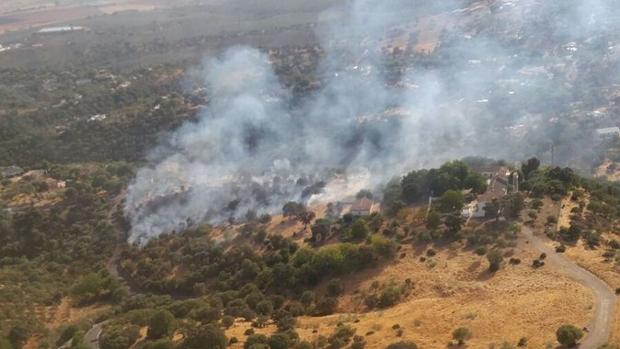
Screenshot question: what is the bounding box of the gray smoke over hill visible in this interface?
[125,0,620,243]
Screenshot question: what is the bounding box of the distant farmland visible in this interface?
[0,0,167,34]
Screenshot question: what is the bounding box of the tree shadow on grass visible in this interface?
[476,268,495,281]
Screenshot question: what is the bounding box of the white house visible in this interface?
[596,127,620,139]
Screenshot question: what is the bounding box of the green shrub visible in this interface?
[597,344,620,349]
[326,279,344,297]
[556,324,584,347]
[328,325,355,349]
[439,190,465,213]
[379,286,402,308]
[0,338,13,349]
[144,339,173,349]
[351,336,366,349]
[486,250,503,272]
[221,315,234,328]
[370,235,396,258]
[244,334,269,349]
[361,290,378,307]
[300,291,315,307]
[350,220,370,241]
[56,325,80,346]
[297,341,313,349]
[8,326,28,349]
[100,324,140,349]
[315,297,338,316]
[530,199,543,210]
[426,211,441,230]
[255,300,274,316]
[71,272,122,305]
[452,327,472,345]
[386,341,418,349]
[147,310,176,339]
[183,325,227,349]
[268,333,291,349]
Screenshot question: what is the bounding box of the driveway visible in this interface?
[521,225,615,348]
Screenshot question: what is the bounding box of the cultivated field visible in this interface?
[0,0,176,34]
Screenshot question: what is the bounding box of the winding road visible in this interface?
[84,322,106,349]
[521,225,616,348]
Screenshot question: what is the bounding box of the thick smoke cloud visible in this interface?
[125,0,620,243]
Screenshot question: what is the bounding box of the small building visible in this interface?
[350,197,374,216]
[470,165,500,179]
[461,200,486,219]
[36,26,87,34]
[596,127,620,139]
[462,168,510,219]
[470,164,510,180]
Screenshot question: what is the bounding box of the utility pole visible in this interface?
[550,143,555,166]
[514,171,519,192]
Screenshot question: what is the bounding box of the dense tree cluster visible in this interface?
[0,67,191,167]
[523,165,579,199]
[120,231,395,300]
[383,160,487,216]
[0,163,131,336]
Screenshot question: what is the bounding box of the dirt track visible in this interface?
[521,225,616,348]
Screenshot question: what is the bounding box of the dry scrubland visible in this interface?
[25,298,110,349]
[550,198,620,345]
[560,238,620,344]
[225,241,593,348]
[532,192,620,346]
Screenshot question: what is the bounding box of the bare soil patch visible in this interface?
[33,296,111,333]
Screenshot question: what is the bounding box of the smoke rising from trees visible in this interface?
[125,0,620,243]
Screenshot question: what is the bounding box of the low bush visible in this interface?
[386,341,418,349]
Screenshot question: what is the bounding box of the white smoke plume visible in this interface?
[125,0,620,243]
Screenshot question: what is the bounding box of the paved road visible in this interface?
[84,322,106,349]
[521,226,615,348]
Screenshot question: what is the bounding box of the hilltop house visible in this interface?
[462,166,511,219]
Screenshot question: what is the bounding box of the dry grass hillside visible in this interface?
[225,239,593,348]
[559,238,620,345]
[535,191,620,346]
